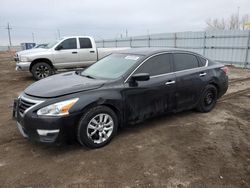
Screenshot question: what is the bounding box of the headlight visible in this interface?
[37,98,79,116]
[20,56,28,62]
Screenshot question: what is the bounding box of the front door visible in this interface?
[53,38,79,68]
[124,53,176,122]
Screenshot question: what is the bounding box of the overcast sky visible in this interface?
[0,0,249,45]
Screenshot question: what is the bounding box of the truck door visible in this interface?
[78,37,97,67]
[53,38,79,68]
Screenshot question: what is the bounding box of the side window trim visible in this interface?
[124,52,208,83]
[173,52,208,73]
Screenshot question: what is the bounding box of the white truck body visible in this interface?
[15,36,129,79]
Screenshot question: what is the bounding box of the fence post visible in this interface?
[148,35,151,47]
[244,30,250,68]
[115,39,117,48]
[130,37,132,48]
[203,31,206,56]
[174,33,177,48]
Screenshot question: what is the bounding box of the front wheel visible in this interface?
[77,106,118,149]
[196,84,218,113]
[31,62,53,80]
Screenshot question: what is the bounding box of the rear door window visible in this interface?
[173,53,199,71]
[79,38,92,49]
[135,53,172,76]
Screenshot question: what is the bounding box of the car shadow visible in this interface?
[117,110,195,136]
[21,109,196,154]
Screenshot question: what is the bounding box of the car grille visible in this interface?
[19,98,36,116]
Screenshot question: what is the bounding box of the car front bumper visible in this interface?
[16,61,31,71]
[13,99,82,144]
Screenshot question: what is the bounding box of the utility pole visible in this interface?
[6,22,12,46]
[32,32,35,43]
[57,29,61,39]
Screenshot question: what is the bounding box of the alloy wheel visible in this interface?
[35,65,50,79]
[87,113,114,144]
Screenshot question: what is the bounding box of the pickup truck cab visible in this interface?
[15,36,128,80]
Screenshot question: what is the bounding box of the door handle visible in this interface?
[165,80,176,85]
[72,51,78,54]
[90,50,95,53]
[199,72,207,77]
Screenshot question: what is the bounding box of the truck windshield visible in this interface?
[44,40,60,49]
[81,54,142,79]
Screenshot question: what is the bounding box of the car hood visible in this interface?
[17,48,49,56]
[25,72,105,98]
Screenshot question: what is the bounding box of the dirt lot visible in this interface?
[0,51,250,188]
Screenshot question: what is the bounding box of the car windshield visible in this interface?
[44,40,60,49]
[81,54,142,79]
[34,44,48,48]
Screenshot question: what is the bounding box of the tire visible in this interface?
[196,84,218,113]
[31,62,53,80]
[77,106,118,149]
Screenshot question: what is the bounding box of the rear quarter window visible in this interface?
[79,38,92,49]
[199,57,207,67]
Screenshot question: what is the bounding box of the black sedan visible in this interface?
[13,48,228,148]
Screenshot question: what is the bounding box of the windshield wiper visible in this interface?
[82,74,95,79]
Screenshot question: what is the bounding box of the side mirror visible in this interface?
[131,73,150,82]
[55,44,63,50]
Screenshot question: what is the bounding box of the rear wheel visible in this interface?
[77,106,118,149]
[196,84,218,113]
[31,62,53,80]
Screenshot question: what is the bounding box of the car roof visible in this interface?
[118,47,199,56]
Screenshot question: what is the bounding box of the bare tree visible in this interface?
[206,18,226,30]
[205,14,250,30]
[242,14,250,30]
[229,14,239,29]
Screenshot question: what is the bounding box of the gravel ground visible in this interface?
[0,52,250,188]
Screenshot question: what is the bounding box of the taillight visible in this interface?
[221,66,229,75]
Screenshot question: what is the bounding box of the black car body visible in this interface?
[13,48,228,148]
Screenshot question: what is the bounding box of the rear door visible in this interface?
[78,37,97,67]
[53,38,79,68]
[173,53,208,111]
[124,53,176,122]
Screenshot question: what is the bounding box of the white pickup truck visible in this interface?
[15,36,128,80]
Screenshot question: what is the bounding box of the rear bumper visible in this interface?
[16,61,31,71]
[218,76,228,98]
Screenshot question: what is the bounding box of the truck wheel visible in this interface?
[196,84,218,113]
[31,62,53,80]
[77,106,118,149]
